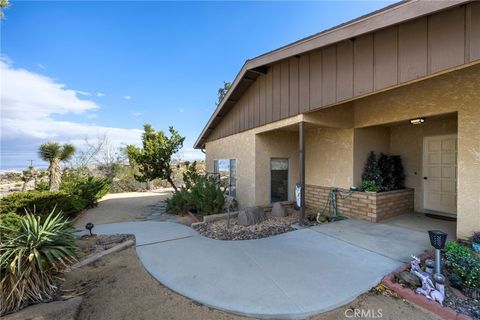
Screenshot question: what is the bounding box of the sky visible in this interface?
[0,0,395,171]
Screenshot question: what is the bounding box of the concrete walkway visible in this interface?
[84,219,435,319]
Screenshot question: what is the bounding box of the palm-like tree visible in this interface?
[38,142,75,191]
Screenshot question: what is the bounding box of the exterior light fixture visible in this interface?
[410,118,425,125]
[85,222,94,236]
[428,230,447,283]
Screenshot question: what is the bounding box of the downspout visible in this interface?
[299,121,306,225]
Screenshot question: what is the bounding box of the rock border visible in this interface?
[381,252,472,320]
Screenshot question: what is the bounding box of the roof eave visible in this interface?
[194,0,470,149]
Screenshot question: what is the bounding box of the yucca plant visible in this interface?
[0,210,78,315]
[38,142,75,191]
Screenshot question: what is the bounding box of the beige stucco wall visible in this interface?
[205,130,257,208]
[390,116,458,212]
[205,116,304,208]
[205,64,479,238]
[305,127,354,189]
[353,65,480,239]
[255,130,299,206]
[353,127,391,187]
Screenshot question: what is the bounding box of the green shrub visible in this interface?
[0,213,23,236]
[166,175,225,216]
[0,191,84,218]
[108,165,142,193]
[165,188,192,215]
[444,241,480,289]
[362,151,382,189]
[34,183,49,192]
[362,151,405,192]
[361,180,380,192]
[0,211,78,315]
[60,174,110,209]
[189,176,224,215]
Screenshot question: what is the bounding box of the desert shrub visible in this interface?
[165,188,192,215]
[0,211,78,315]
[0,213,23,236]
[166,175,225,216]
[0,191,84,218]
[109,165,142,193]
[444,241,480,289]
[60,174,110,209]
[189,176,225,215]
[34,183,49,192]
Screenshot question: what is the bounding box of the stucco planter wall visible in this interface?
[305,185,414,222]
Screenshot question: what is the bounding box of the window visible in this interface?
[270,158,289,202]
[213,159,237,197]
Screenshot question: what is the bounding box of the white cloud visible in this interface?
[131,112,142,117]
[0,59,142,168]
[37,63,46,70]
[75,90,92,96]
[123,95,132,100]
[96,92,105,97]
[179,108,184,113]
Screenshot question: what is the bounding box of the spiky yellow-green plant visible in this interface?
[0,210,78,315]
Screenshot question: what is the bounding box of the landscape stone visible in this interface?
[237,206,266,226]
[271,203,287,217]
[396,271,421,288]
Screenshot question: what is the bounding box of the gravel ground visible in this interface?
[193,212,300,240]
[444,286,480,319]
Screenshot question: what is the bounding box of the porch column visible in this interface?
[299,121,305,225]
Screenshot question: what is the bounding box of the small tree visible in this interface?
[216,81,231,107]
[182,161,200,190]
[20,165,34,192]
[0,0,9,20]
[126,124,185,191]
[361,151,382,189]
[38,142,75,191]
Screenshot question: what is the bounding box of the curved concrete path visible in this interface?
[83,220,433,319]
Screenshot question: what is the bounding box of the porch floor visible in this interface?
[381,212,456,239]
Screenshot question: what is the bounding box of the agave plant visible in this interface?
[0,210,78,315]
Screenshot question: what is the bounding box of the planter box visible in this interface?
[305,185,414,222]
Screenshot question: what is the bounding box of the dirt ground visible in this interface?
[66,192,440,320]
[74,190,172,227]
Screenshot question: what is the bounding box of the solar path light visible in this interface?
[85,222,94,236]
[428,230,447,283]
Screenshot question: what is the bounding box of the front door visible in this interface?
[270,158,289,203]
[423,135,457,215]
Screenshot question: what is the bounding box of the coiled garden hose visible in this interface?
[316,187,356,223]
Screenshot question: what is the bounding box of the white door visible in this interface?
[423,135,457,215]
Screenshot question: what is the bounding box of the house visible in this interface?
[194,0,480,239]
